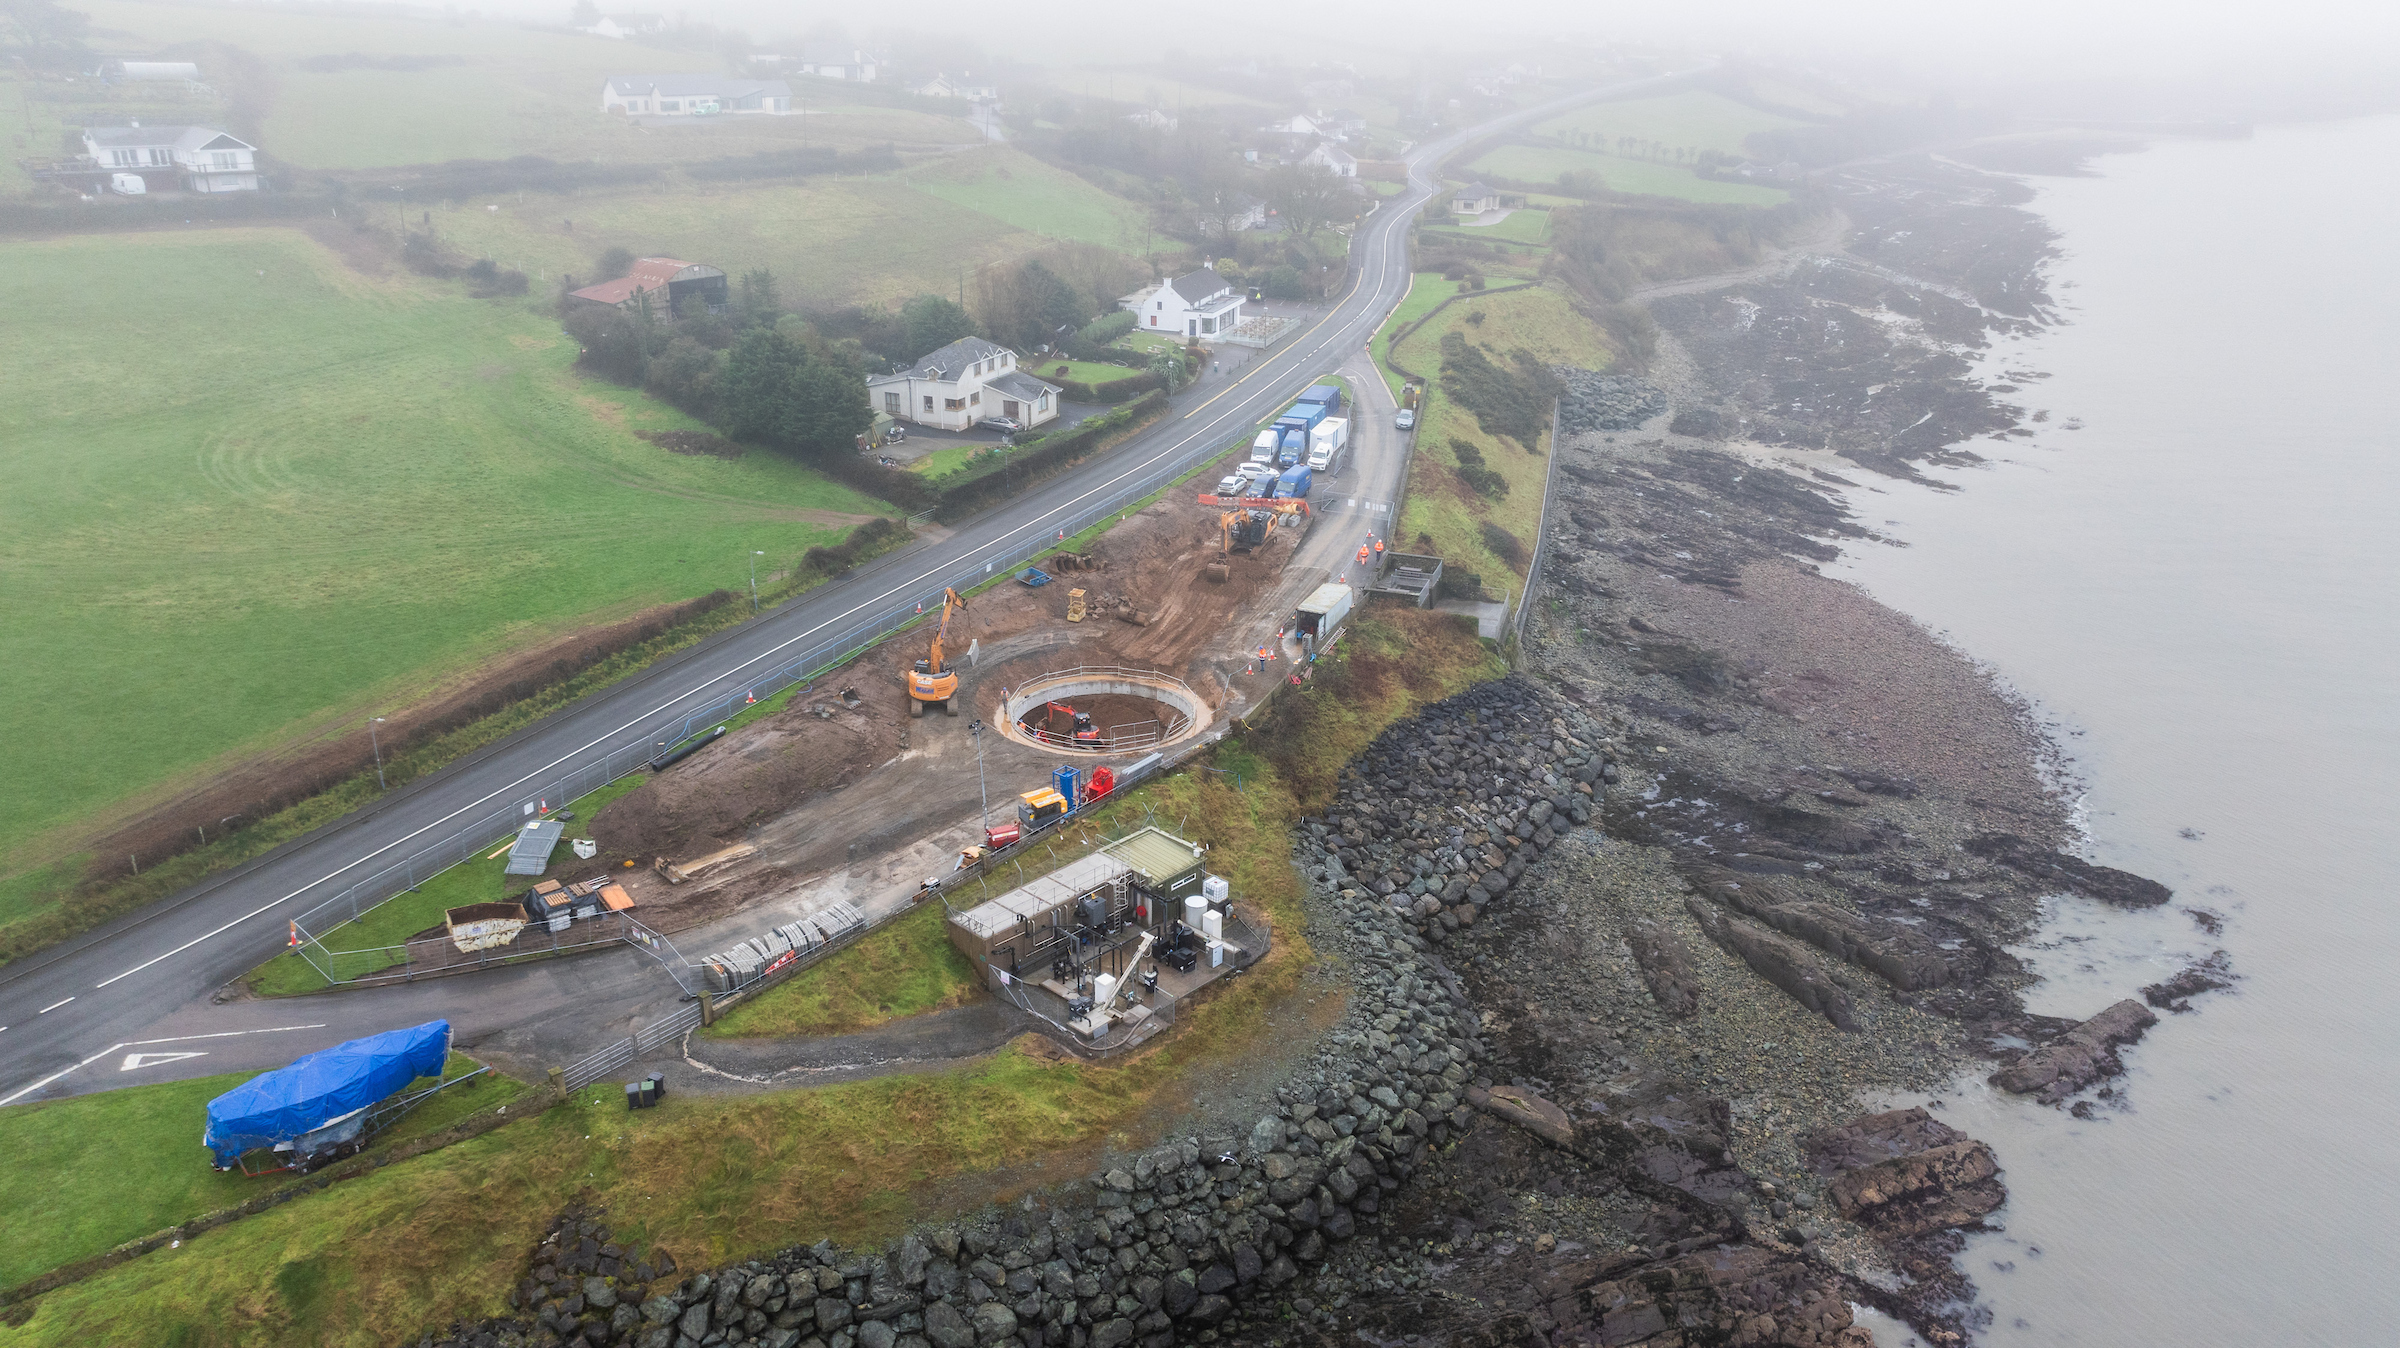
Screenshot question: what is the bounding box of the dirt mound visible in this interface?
[593,694,899,859]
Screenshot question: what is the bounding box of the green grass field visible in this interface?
[905,147,1154,251]
[1392,284,1613,588]
[0,1053,519,1292]
[420,175,1067,311]
[0,229,888,892]
[1371,272,1453,396]
[1531,89,1807,158]
[1469,144,1791,206]
[704,900,981,1039]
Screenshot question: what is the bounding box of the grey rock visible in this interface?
[921,1301,974,1348]
[585,1278,619,1310]
[968,1301,1017,1344]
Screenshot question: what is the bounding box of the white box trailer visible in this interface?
[1307,418,1348,473]
[1295,581,1355,648]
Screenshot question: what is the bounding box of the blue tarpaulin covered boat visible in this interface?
[203,1021,451,1169]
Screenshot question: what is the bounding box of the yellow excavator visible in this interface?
[905,587,969,717]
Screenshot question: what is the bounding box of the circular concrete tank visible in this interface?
[998,668,1209,755]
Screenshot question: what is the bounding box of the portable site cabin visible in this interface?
[1295,582,1355,646]
[946,827,1209,988]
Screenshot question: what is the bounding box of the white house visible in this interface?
[795,48,881,82]
[1123,109,1178,131]
[601,75,791,115]
[1451,181,1500,215]
[1265,114,1322,137]
[867,337,1062,432]
[1302,142,1357,178]
[581,12,663,38]
[1195,192,1267,235]
[1122,267,1244,339]
[915,75,997,101]
[81,124,259,192]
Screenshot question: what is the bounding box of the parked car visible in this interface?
[978,415,1023,433]
[1395,408,1416,431]
[1215,473,1249,497]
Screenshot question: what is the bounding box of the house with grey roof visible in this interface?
[1122,266,1245,340]
[866,337,1063,433]
[81,124,259,193]
[600,74,792,116]
[1450,181,1501,215]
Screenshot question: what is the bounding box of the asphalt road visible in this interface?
[0,72,1695,1107]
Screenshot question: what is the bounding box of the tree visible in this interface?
[1263,162,1344,240]
[738,268,780,326]
[717,329,871,457]
[567,0,600,25]
[593,247,635,282]
[899,294,977,362]
[562,303,650,384]
[0,0,91,66]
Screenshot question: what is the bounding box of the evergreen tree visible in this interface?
[900,294,977,361]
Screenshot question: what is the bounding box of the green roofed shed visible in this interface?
[1101,827,1207,902]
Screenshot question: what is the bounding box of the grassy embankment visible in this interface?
[0,609,1503,1348]
[1420,206,1556,250]
[1383,284,1614,592]
[1369,273,1455,399]
[0,1054,521,1294]
[0,229,888,946]
[702,900,980,1039]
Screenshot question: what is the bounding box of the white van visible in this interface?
[1250,429,1280,464]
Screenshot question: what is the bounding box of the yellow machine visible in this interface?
[1195,494,1311,556]
[906,587,969,717]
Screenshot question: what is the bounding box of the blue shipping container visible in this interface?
[1279,402,1329,434]
[1296,384,1344,415]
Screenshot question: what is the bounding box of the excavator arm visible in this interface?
[928,587,966,674]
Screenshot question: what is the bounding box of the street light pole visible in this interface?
[749,550,764,612]
[369,717,388,790]
[970,719,989,831]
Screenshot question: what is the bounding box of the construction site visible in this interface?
[544,397,1397,1001]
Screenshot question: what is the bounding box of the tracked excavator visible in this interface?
[905,587,970,717]
[1195,494,1310,581]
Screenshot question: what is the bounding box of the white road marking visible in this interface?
[37,998,72,1014]
[122,1050,208,1071]
[0,1023,326,1106]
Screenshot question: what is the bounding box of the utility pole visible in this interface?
[369,717,388,790]
[749,550,764,612]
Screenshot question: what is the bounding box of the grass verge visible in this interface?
[244,775,651,996]
[0,611,1501,1347]
[0,1053,519,1294]
[702,901,980,1039]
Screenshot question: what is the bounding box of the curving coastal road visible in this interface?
[0,72,1696,1106]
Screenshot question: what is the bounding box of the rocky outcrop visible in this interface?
[1991,999,2158,1104]
[2143,950,2236,1012]
[1556,369,1669,433]
[1703,875,1951,991]
[1625,919,1702,1017]
[1565,1246,1874,1348]
[1965,833,2172,909]
[1684,897,1859,1030]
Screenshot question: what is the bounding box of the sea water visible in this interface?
[1830,115,2400,1345]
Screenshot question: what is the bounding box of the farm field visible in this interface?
[0,1053,519,1293]
[904,146,1153,252]
[1390,283,1613,590]
[1530,88,1809,157]
[407,175,1059,311]
[1424,206,1554,247]
[1370,272,1454,396]
[1469,144,1791,206]
[0,228,888,888]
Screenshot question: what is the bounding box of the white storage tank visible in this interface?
[1094,973,1117,1008]
[1201,875,1230,904]
[1184,894,1207,934]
